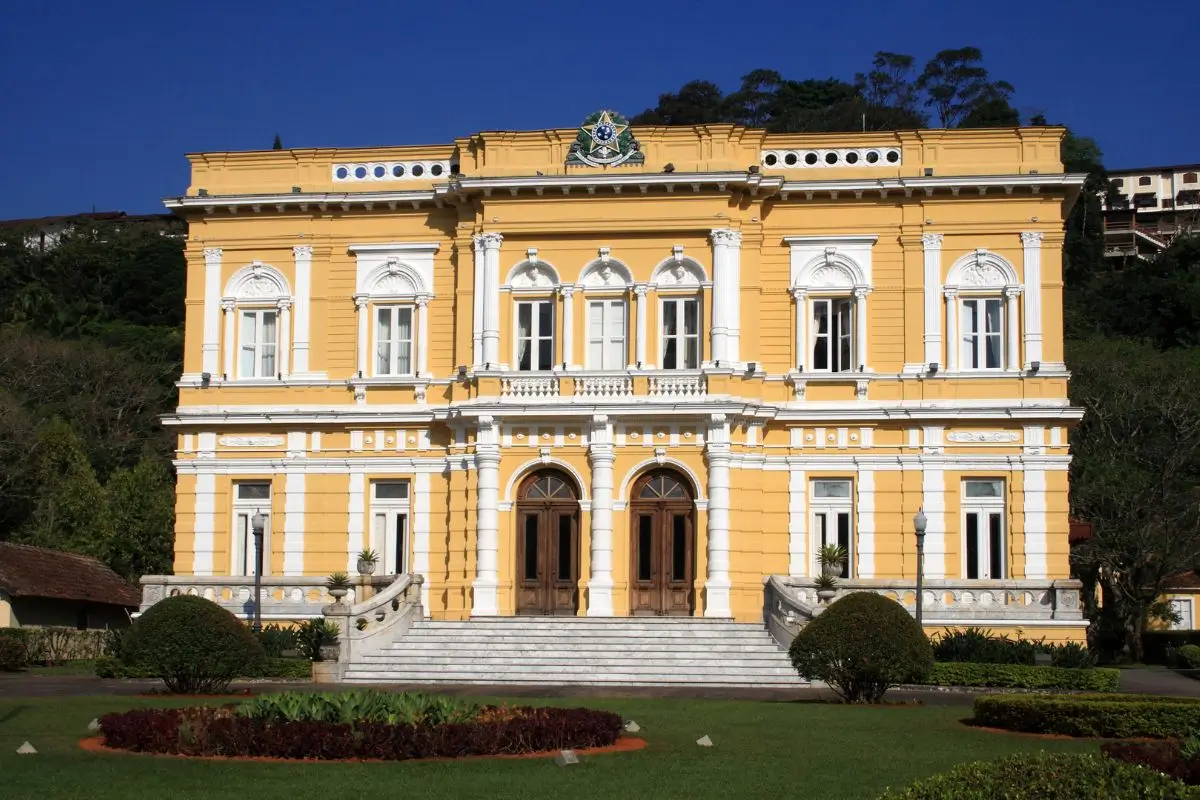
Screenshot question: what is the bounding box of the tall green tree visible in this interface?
[853,51,927,130]
[915,47,1015,128]
[631,80,727,126]
[272,133,283,150]
[106,454,176,579]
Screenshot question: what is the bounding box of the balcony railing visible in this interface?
[574,374,634,400]
[500,375,560,400]
[647,373,707,399]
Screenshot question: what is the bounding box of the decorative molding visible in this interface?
[762,147,902,169]
[219,436,285,447]
[507,260,558,288]
[947,431,1020,443]
[333,159,455,182]
[224,261,290,300]
[945,248,1019,290]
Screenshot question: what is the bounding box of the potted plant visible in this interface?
[326,572,353,602]
[818,543,848,579]
[814,572,839,603]
[357,548,380,576]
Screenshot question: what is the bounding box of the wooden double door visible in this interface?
[629,471,695,616]
[515,472,580,615]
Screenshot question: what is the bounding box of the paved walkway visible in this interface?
[1118,666,1200,697]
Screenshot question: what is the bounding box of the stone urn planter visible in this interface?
[328,587,348,602]
[326,571,352,604]
[356,548,379,576]
[816,588,837,603]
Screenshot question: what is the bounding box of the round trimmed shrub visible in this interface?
[878,752,1198,799]
[121,595,265,694]
[1181,644,1200,669]
[0,630,28,671]
[788,591,932,703]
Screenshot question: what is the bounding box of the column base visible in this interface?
[586,579,614,616]
[703,579,733,618]
[471,578,500,616]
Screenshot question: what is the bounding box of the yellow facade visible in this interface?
[164,116,1086,637]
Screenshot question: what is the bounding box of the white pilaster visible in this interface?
[788,466,807,575]
[587,415,615,616]
[857,469,875,578]
[480,233,503,368]
[709,230,736,365]
[415,296,429,377]
[473,416,501,615]
[633,284,649,368]
[202,248,223,375]
[560,285,575,369]
[221,299,236,379]
[354,294,369,377]
[921,233,943,367]
[346,468,365,573]
[472,236,484,367]
[1005,287,1021,371]
[413,472,431,610]
[276,298,291,378]
[791,288,807,370]
[1023,466,1048,579]
[704,413,733,618]
[192,471,216,575]
[283,469,305,575]
[854,287,869,370]
[921,466,946,578]
[1021,231,1044,367]
[291,245,313,374]
[944,289,959,372]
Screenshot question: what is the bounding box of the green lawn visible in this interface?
[0,693,1097,800]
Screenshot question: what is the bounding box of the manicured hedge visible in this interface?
[973,693,1200,738]
[99,704,623,760]
[879,752,1199,799]
[924,662,1120,692]
[95,657,311,681]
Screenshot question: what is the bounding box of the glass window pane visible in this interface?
[812,301,829,370]
[557,514,572,581]
[663,301,677,335]
[374,482,408,500]
[965,480,1002,498]
[966,513,979,579]
[836,513,851,577]
[523,515,539,581]
[237,515,249,575]
[538,339,553,370]
[518,303,532,338]
[395,514,407,573]
[685,337,699,369]
[372,513,387,565]
[637,515,653,582]
[260,343,276,377]
[672,514,687,582]
[989,513,1003,579]
[813,480,851,498]
[237,483,271,500]
[815,513,828,551]
[663,338,677,370]
[518,339,532,371]
[377,307,392,341]
[985,300,1002,334]
[985,332,1002,369]
[262,311,276,340]
[683,300,698,335]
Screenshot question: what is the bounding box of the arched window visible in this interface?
[944,249,1021,372]
[506,256,561,371]
[637,472,691,499]
[650,255,708,370]
[791,250,870,373]
[579,254,634,371]
[221,262,293,380]
[353,257,432,378]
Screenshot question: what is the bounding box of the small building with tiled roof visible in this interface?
[0,542,140,629]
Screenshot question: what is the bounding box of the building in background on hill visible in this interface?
[1102,164,1200,260]
[0,211,181,253]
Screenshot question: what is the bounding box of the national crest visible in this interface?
[567,110,644,167]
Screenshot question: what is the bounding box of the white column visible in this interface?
[480,233,503,368]
[473,416,501,615]
[192,470,216,575]
[921,463,946,579]
[709,230,734,366]
[944,289,958,372]
[415,296,429,377]
[787,466,807,575]
[1020,231,1044,367]
[276,298,291,378]
[792,288,807,370]
[221,300,236,379]
[354,294,369,377]
[560,285,575,369]
[283,468,305,575]
[413,472,432,610]
[856,469,875,578]
[472,236,484,367]
[633,284,649,368]
[291,245,313,374]
[587,415,615,616]
[921,233,944,367]
[1024,464,1048,580]
[346,468,365,573]
[1005,288,1021,371]
[704,413,733,618]
[854,287,869,370]
[201,248,223,376]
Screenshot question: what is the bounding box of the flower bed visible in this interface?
[1102,740,1200,785]
[99,693,623,761]
[973,693,1200,739]
[924,662,1119,692]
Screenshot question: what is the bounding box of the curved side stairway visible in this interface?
[341,616,806,688]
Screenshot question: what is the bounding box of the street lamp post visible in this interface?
[913,507,928,627]
[250,510,266,634]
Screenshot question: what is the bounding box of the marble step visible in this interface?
[379,642,785,655]
[359,654,790,668]
[341,671,806,687]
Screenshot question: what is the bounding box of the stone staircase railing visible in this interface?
[138,574,393,619]
[322,573,424,681]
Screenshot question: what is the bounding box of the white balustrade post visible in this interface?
[704,413,733,618]
[792,288,806,370]
[276,298,291,378]
[854,286,869,370]
[1005,287,1021,371]
[472,416,501,615]
[1020,231,1044,368]
[560,285,575,369]
[221,299,236,379]
[944,289,958,372]
[921,233,943,367]
[415,296,429,377]
[291,245,312,374]
[587,415,615,616]
[202,248,223,376]
[354,294,369,377]
[480,233,503,368]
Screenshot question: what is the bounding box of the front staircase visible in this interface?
[341,616,806,688]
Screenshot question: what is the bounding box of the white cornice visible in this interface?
[778,173,1086,197]
[164,190,438,212]
[437,171,783,196]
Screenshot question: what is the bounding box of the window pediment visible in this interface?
[580,258,633,288]
[651,257,706,287]
[507,259,559,289]
[224,261,291,301]
[946,249,1018,292]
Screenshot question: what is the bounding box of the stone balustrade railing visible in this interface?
[322,573,424,679]
[138,574,394,620]
[500,375,560,400]
[762,574,1084,648]
[647,373,707,398]
[574,375,634,399]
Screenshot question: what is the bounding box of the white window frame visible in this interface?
[370,481,410,576]
[373,304,414,376]
[238,307,278,379]
[962,479,1006,580]
[960,296,1005,371]
[231,482,272,577]
[1170,598,1194,631]
[514,299,555,371]
[809,296,856,373]
[586,298,627,370]
[660,295,701,370]
[810,479,854,578]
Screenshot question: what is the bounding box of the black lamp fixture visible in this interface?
[913,507,928,627]
[250,510,267,634]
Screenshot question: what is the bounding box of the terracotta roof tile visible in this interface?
[0,542,140,607]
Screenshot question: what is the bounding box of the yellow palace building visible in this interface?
[145,111,1089,658]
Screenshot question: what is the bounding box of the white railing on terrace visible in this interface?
[138,575,394,619]
[500,375,560,400]
[574,374,634,399]
[647,373,707,399]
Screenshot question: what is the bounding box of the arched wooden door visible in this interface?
[629,470,695,616]
[515,471,580,616]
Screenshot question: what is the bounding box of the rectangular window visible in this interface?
[661,297,699,369]
[1171,598,1194,631]
[232,482,271,577]
[374,306,413,376]
[963,479,1005,580]
[239,309,277,378]
[587,300,627,370]
[523,515,539,580]
[961,298,1003,370]
[810,298,855,372]
[370,481,410,575]
[811,479,853,578]
[516,300,554,371]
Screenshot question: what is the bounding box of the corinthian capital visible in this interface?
[710,229,742,247]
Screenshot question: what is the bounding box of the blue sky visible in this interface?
[1,0,1196,219]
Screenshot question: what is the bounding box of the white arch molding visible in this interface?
[359,258,431,297]
[578,256,634,289]
[505,258,561,289]
[502,458,592,504]
[790,248,872,373]
[943,249,1022,372]
[650,255,708,287]
[221,261,294,380]
[944,248,1019,290]
[353,257,434,379]
[616,457,707,505]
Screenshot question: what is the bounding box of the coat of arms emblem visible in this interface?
[567,110,643,167]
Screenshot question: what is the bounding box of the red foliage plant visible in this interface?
[1102,740,1200,785]
[99,705,623,761]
